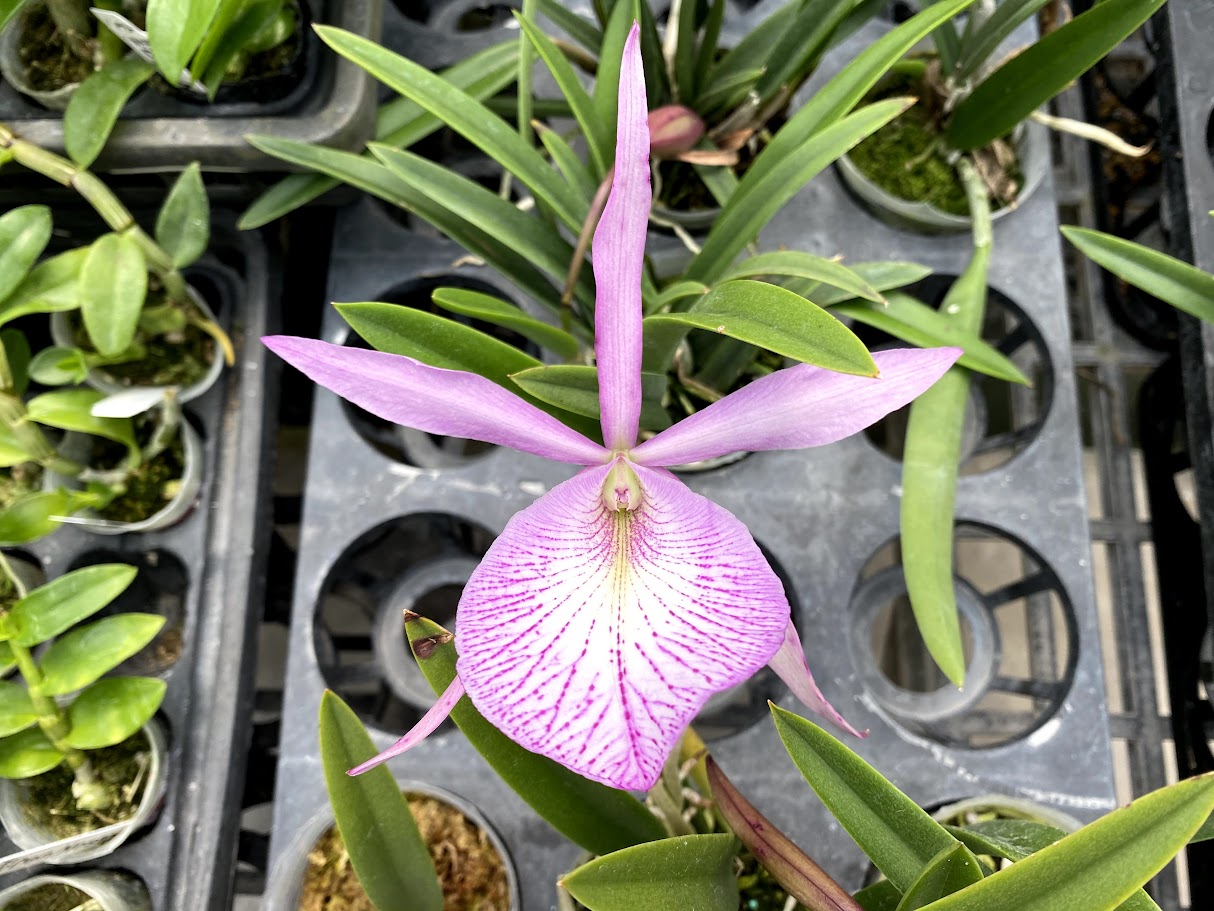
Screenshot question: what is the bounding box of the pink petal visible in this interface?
[264,336,608,465]
[347,676,465,776]
[593,24,650,451]
[455,461,789,790]
[769,620,866,738]
[631,347,962,467]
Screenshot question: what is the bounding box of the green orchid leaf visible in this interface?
[80,232,148,358]
[0,642,14,675]
[671,0,699,102]
[561,834,740,911]
[0,247,88,326]
[28,345,89,386]
[0,681,36,738]
[953,0,1052,81]
[536,123,599,202]
[809,261,934,307]
[62,677,166,750]
[146,0,222,80]
[510,365,670,430]
[2,328,30,396]
[320,691,444,911]
[645,280,878,377]
[688,98,916,284]
[719,251,885,304]
[155,163,210,269]
[0,726,62,778]
[946,0,1168,151]
[431,287,581,360]
[914,775,1214,911]
[856,880,904,911]
[7,564,138,647]
[753,0,856,107]
[0,204,52,303]
[63,57,155,168]
[369,144,594,308]
[533,0,602,49]
[696,66,766,117]
[771,706,959,892]
[0,490,72,545]
[239,40,520,228]
[517,13,611,177]
[0,419,30,467]
[315,25,585,232]
[37,613,166,696]
[896,843,985,911]
[197,0,281,99]
[591,0,635,161]
[635,0,669,102]
[834,292,1028,384]
[244,138,565,314]
[0,0,30,34]
[407,615,666,855]
[707,4,796,97]
[653,281,709,312]
[1193,812,1214,844]
[1061,227,1214,325]
[26,389,139,456]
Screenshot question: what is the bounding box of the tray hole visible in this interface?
[856,276,1054,473]
[66,549,187,676]
[695,541,791,741]
[315,514,495,733]
[390,0,433,23]
[849,523,1076,748]
[430,0,522,32]
[339,275,535,468]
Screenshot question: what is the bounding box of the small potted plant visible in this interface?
[0,557,168,864]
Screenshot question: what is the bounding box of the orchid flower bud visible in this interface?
[648,105,706,158]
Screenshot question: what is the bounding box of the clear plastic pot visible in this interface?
[0,870,152,911]
[0,3,82,111]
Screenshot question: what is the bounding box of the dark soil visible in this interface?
[2,882,93,911]
[16,6,93,93]
[90,424,186,525]
[297,794,511,911]
[18,729,151,840]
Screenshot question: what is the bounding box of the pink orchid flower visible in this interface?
[264,26,961,791]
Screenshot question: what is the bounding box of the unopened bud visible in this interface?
[648,105,706,158]
[602,459,643,513]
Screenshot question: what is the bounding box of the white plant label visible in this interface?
[89,9,209,95]
[0,820,133,875]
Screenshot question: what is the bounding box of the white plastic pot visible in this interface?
[0,3,82,111]
[0,870,152,910]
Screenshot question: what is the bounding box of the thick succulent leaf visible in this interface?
[772,707,959,893]
[196,0,281,98]
[0,490,72,545]
[0,205,52,303]
[26,389,139,456]
[62,677,166,749]
[432,287,581,360]
[946,0,1168,151]
[0,681,36,738]
[28,345,89,387]
[405,615,668,855]
[0,726,62,778]
[0,247,88,326]
[63,58,155,168]
[719,251,885,304]
[509,365,670,430]
[37,613,167,696]
[896,843,985,911]
[146,0,222,80]
[80,233,148,357]
[319,691,444,911]
[856,880,905,911]
[7,564,138,647]
[155,163,210,268]
[561,834,740,911]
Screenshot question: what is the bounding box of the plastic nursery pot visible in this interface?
[931,794,1083,833]
[0,870,153,911]
[50,285,225,405]
[47,421,205,535]
[836,117,1050,233]
[262,781,521,911]
[0,718,168,866]
[0,2,83,112]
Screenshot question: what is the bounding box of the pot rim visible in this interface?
[0,870,153,911]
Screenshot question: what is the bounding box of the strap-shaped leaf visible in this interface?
[320,691,444,911]
[536,123,599,202]
[0,0,30,34]
[591,0,635,160]
[644,280,878,377]
[244,138,565,314]
[653,280,709,312]
[945,0,1168,151]
[953,0,1052,81]
[146,0,222,80]
[752,0,855,106]
[7,564,138,647]
[26,389,139,457]
[62,677,165,750]
[719,251,885,304]
[0,681,36,738]
[510,365,670,430]
[80,233,147,357]
[0,490,72,545]
[772,706,959,892]
[0,204,52,303]
[671,0,699,102]
[687,98,915,283]
[407,615,667,855]
[370,145,594,308]
[1061,227,1214,325]
[533,0,602,49]
[856,880,904,911]
[835,292,1028,384]
[914,775,1214,911]
[561,834,740,911]
[315,25,585,232]
[693,0,725,94]
[0,247,88,327]
[63,57,154,168]
[156,163,210,269]
[707,3,797,95]
[38,613,166,696]
[431,287,581,360]
[798,261,934,308]
[239,41,520,229]
[0,726,62,778]
[896,842,984,911]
